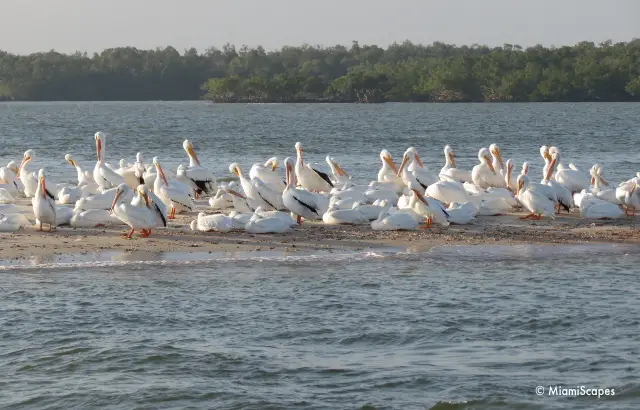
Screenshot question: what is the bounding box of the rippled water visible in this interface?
[1,103,640,409]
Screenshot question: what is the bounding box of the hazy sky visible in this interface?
[2,0,638,54]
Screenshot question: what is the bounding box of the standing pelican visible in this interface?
[439,145,472,183]
[294,142,333,192]
[517,174,555,220]
[616,182,640,216]
[110,184,155,238]
[18,150,38,197]
[133,185,168,229]
[93,132,125,190]
[249,157,285,192]
[550,147,589,194]
[371,208,419,231]
[283,157,323,224]
[471,148,496,189]
[32,169,56,231]
[153,157,195,219]
[182,139,217,197]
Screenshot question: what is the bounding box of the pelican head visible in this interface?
[266,157,278,171]
[183,139,201,166]
[65,154,76,167]
[397,147,417,176]
[444,145,456,167]
[152,157,168,186]
[326,156,348,177]
[489,143,504,168]
[521,161,529,175]
[516,174,530,196]
[223,181,246,198]
[379,150,398,173]
[478,148,495,173]
[136,184,150,207]
[540,145,551,161]
[229,163,241,177]
[408,181,428,204]
[136,152,143,163]
[18,150,35,178]
[7,161,19,175]
[294,142,303,166]
[549,146,559,157]
[283,157,295,186]
[94,132,106,162]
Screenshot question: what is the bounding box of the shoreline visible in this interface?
[1,199,639,265]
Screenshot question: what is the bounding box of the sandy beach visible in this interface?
[1,197,639,264]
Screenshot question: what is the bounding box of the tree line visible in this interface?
[1,40,639,102]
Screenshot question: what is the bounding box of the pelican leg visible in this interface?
[39,222,43,232]
[139,229,151,238]
[168,207,176,219]
[556,203,561,214]
[296,215,302,225]
[420,216,432,229]
[520,213,535,220]
[121,228,134,239]
[195,191,199,199]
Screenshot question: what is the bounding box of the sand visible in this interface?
[1,198,639,263]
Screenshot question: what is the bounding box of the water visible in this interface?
[1,102,640,409]
[0,102,639,185]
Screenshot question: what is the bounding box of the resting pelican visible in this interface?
[377,150,400,183]
[93,132,125,190]
[110,184,155,238]
[0,189,14,204]
[32,169,56,231]
[74,186,134,211]
[550,147,589,194]
[182,139,217,197]
[245,212,292,233]
[65,154,95,187]
[352,201,390,221]
[426,180,469,206]
[439,145,472,183]
[504,159,518,192]
[294,142,333,192]
[517,175,555,220]
[446,202,477,225]
[18,150,38,197]
[249,157,285,192]
[253,206,297,226]
[371,208,419,231]
[541,154,573,213]
[133,185,168,229]
[0,213,31,232]
[70,209,121,228]
[407,182,449,227]
[471,148,496,189]
[591,165,619,204]
[489,144,505,174]
[540,146,553,180]
[115,158,144,189]
[579,197,623,219]
[322,203,368,225]
[192,212,233,232]
[153,157,195,219]
[0,161,24,197]
[283,157,323,224]
[209,187,234,210]
[223,182,259,213]
[326,156,350,186]
[520,162,567,213]
[616,182,640,216]
[397,147,438,191]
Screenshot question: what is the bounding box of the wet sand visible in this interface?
[1,198,639,263]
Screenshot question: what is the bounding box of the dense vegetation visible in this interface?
[1,40,640,102]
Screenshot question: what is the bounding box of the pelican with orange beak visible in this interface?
[377,149,404,191]
[408,182,450,228]
[250,157,285,192]
[471,148,496,189]
[182,139,217,198]
[32,169,57,232]
[93,132,125,191]
[18,150,38,197]
[282,157,323,224]
[152,157,195,219]
[294,142,334,193]
[439,145,473,183]
[326,156,351,186]
[65,154,95,186]
[132,185,168,230]
[516,174,556,220]
[223,181,259,213]
[110,184,155,239]
[397,147,438,192]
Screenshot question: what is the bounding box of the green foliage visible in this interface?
[1,40,640,102]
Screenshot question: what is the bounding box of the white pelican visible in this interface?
[326,156,351,186]
[322,203,368,225]
[209,187,234,210]
[253,206,297,227]
[70,209,121,228]
[439,145,473,183]
[489,143,506,175]
[0,161,24,197]
[543,151,574,213]
[294,142,334,192]
[408,182,449,227]
[65,154,96,187]
[446,202,477,225]
[540,146,553,180]
[426,180,469,206]
[229,163,283,210]
[115,158,144,189]
[550,147,589,194]
[471,148,497,189]
[223,182,259,213]
[377,149,402,187]
[371,208,418,231]
[579,197,623,219]
[364,182,400,205]
[37,205,73,227]
[329,195,359,210]
[620,172,640,186]
[142,166,157,190]
[504,159,518,192]
[110,184,155,238]
[397,147,439,190]
[153,157,195,219]
[192,212,234,232]
[591,165,619,204]
[133,185,168,229]
[249,157,285,192]
[516,175,555,220]
[93,132,125,190]
[32,169,57,231]
[182,139,217,197]
[616,182,640,216]
[352,201,389,221]
[330,185,369,203]
[519,162,565,212]
[0,212,31,232]
[74,186,134,211]
[0,188,14,204]
[18,150,38,197]
[228,211,253,229]
[245,212,292,233]
[283,157,324,224]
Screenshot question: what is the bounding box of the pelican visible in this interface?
[32,169,57,231]
[616,182,640,216]
[471,148,497,189]
[579,197,623,219]
[249,157,285,192]
[182,139,217,197]
[192,212,234,232]
[133,185,168,229]
[209,187,234,210]
[74,186,134,211]
[377,150,400,183]
[352,201,390,221]
[110,184,155,238]
[540,146,553,180]
[252,178,286,210]
[223,182,259,213]
[253,206,297,227]
[93,132,125,190]
[371,208,419,231]
[0,161,24,197]
[426,180,469,206]
[446,202,477,225]
[517,175,555,220]
[0,188,14,204]
[397,147,439,191]
[408,182,449,227]
[322,203,368,225]
[245,212,292,233]
[283,157,323,224]
[64,154,95,187]
[115,158,144,189]
[0,212,31,232]
[17,150,38,197]
[504,159,518,192]
[70,209,121,228]
[489,143,505,175]
[439,145,472,183]
[326,156,351,186]
[365,182,400,205]
[551,147,589,194]
[330,185,369,203]
[153,157,195,219]
[591,165,620,204]
[543,151,575,212]
[294,142,333,192]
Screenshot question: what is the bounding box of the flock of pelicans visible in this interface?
[0,132,639,236]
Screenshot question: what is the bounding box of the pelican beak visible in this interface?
[384,155,398,173]
[67,158,76,167]
[590,175,595,185]
[9,165,19,174]
[492,149,504,169]
[143,192,150,207]
[448,152,456,168]
[110,190,122,212]
[271,160,277,172]
[517,180,523,196]
[228,189,246,199]
[232,167,240,177]
[187,145,200,166]
[96,137,102,162]
[155,162,168,185]
[414,152,424,168]
[397,155,409,177]
[17,156,31,178]
[484,155,495,173]
[544,152,552,161]
[335,163,348,177]
[40,176,46,199]
[412,188,428,204]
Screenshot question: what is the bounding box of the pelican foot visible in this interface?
[520,213,535,220]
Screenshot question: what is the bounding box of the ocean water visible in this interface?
[1,102,640,409]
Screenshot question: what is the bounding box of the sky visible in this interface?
[2,0,639,54]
